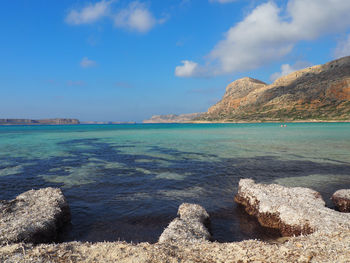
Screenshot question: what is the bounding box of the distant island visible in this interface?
[0,118,80,125]
[144,56,350,123]
[143,113,203,123]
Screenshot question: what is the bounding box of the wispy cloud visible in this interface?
[65,0,162,33]
[334,34,350,59]
[176,0,350,77]
[80,57,96,68]
[65,0,112,25]
[114,2,160,33]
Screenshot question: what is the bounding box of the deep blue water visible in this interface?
[1,123,350,243]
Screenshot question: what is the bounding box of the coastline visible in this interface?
[1,119,349,125]
[145,119,350,124]
[1,180,350,262]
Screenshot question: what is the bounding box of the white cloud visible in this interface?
[65,0,112,25]
[175,60,200,77]
[65,1,161,33]
[334,35,350,59]
[270,61,313,82]
[176,0,350,77]
[114,2,157,33]
[80,57,96,68]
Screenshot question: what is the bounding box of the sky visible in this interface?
[1,0,350,122]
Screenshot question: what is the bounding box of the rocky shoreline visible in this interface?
[0,188,70,245]
[1,180,350,262]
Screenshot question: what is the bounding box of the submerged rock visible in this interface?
[0,187,71,245]
[332,189,350,212]
[159,203,210,243]
[234,179,350,236]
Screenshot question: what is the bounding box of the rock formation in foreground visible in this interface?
[2,184,350,262]
[0,188,71,245]
[198,56,350,122]
[332,189,350,212]
[0,118,80,125]
[235,179,350,236]
[143,113,203,123]
[159,203,211,243]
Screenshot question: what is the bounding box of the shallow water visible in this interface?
[0,123,350,243]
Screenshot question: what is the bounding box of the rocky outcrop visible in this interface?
[2,183,350,262]
[332,189,350,212]
[158,203,211,243]
[143,113,203,123]
[199,56,350,122]
[0,188,71,244]
[0,118,80,125]
[234,179,350,236]
[207,77,267,116]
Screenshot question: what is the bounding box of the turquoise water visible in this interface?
[1,123,350,242]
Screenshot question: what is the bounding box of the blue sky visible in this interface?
[1,0,350,122]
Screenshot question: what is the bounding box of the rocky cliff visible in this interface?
[143,113,203,123]
[0,118,80,125]
[198,56,350,122]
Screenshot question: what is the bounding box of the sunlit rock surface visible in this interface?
[2,183,350,262]
[0,188,71,245]
[332,189,350,212]
[199,56,350,122]
[235,179,350,236]
[158,203,211,243]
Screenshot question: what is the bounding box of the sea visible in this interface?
[1,123,350,243]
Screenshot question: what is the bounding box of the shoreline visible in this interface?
[1,181,350,262]
[190,119,350,123]
[144,119,350,124]
[1,119,350,126]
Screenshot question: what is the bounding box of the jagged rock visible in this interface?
[0,187,71,245]
[199,56,350,122]
[332,189,350,212]
[234,179,350,236]
[158,203,210,243]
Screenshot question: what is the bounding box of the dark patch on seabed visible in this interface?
[1,138,350,243]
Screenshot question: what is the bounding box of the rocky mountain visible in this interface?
[0,118,80,125]
[198,56,350,122]
[143,113,203,123]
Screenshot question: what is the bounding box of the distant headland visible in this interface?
[143,113,203,123]
[0,119,138,125]
[144,56,350,123]
[0,118,80,125]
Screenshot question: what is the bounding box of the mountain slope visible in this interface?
[198,56,350,122]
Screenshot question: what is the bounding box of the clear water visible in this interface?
[1,123,350,243]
